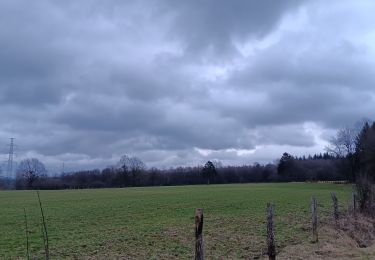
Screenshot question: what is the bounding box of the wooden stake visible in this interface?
[330,192,339,225]
[352,192,357,219]
[311,196,318,242]
[195,208,204,260]
[267,203,276,260]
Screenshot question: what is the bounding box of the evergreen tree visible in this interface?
[202,161,217,184]
[277,153,294,181]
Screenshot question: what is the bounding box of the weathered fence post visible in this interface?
[195,208,204,260]
[352,192,357,218]
[311,196,318,242]
[267,203,276,260]
[330,192,339,225]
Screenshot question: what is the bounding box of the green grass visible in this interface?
[0,183,352,259]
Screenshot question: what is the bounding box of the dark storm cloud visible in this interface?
[1,0,374,171]
[54,94,255,152]
[158,0,305,59]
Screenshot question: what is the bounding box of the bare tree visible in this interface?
[117,155,146,172]
[211,160,223,169]
[16,158,47,189]
[326,126,357,157]
[326,125,360,182]
[116,155,146,186]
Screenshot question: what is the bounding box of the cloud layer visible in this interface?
[1,0,375,173]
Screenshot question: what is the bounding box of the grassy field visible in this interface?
[0,183,351,259]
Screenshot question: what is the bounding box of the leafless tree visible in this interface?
[116,155,146,186]
[16,158,47,189]
[211,160,223,169]
[326,126,357,157]
[117,155,146,172]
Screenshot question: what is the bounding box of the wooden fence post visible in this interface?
[352,192,357,218]
[195,208,204,260]
[267,203,276,260]
[311,196,318,242]
[330,192,339,225]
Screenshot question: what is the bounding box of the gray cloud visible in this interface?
[158,0,305,59]
[0,0,374,172]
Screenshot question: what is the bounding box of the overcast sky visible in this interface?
[1,0,375,173]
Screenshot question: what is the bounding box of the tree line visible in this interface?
[1,121,374,199]
[8,153,346,190]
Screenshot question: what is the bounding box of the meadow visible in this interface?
[0,183,351,259]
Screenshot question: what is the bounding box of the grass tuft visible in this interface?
[37,190,50,260]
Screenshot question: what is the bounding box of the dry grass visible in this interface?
[276,213,375,260]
